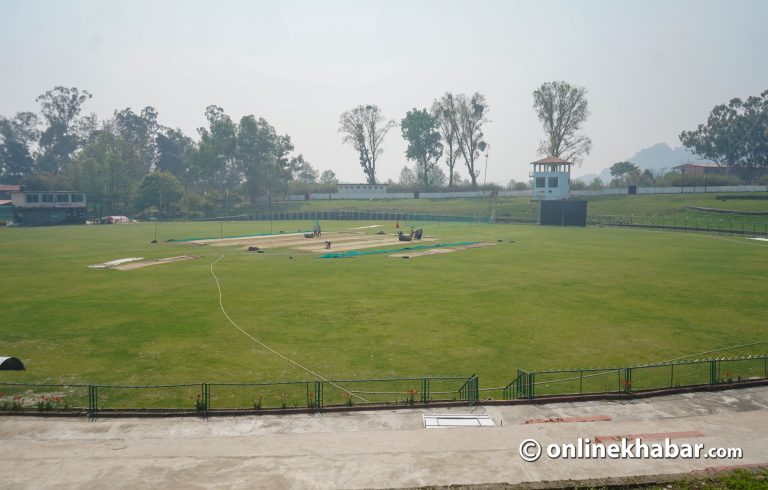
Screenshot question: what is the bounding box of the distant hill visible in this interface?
[575,143,712,183]
[627,143,710,173]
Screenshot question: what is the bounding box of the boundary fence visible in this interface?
[1,356,766,414]
[193,210,498,224]
[186,212,764,234]
[590,215,768,237]
[0,375,476,414]
[496,355,768,401]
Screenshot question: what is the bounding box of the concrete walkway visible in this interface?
[1,387,767,489]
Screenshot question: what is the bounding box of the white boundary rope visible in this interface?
[210,254,369,403]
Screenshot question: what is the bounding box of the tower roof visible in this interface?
[530,156,573,165]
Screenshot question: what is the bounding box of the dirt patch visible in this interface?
[185,232,307,247]
[111,256,198,270]
[389,242,495,258]
[294,234,435,253]
[186,231,435,254]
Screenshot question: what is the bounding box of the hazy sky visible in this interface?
[1,0,766,183]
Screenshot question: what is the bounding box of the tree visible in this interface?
[427,165,447,188]
[67,131,143,215]
[454,93,489,188]
[190,105,238,210]
[36,86,93,174]
[640,169,656,186]
[76,112,100,145]
[0,113,39,183]
[156,128,193,186]
[610,161,639,178]
[136,172,183,217]
[236,115,294,205]
[507,179,529,191]
[451,171,466,186]
[680,89,768,178]
[533,81,592,164]
[400,108,443,187]
[319,169,338,184]
[339,104,395,184]
[289,154,318,183]
[398,166,417,185]
[589,177,604,190]
[609,161,641,186]
[114,106,159,173]
[432,94,461,187]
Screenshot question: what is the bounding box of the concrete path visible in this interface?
[1,387,767,489]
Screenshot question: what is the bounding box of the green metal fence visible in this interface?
[590,215,768,237]
[1,356,765,413]
[0,376,476,413]
[0,383,89,410]
[194,210,499,224]
[502,355,768,400]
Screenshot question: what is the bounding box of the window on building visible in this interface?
[26,194,39,203]
[535,177,546,188]
[42,194,54,203]
[548,177,559,188]
[71,194,84,202]
[56,194,70,202]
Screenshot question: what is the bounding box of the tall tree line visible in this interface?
[0,87,326,217]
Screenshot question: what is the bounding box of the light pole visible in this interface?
[482,144,490,189]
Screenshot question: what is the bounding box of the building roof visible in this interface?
[530,156,573,165]
[672,162,722,169]
[0,200,11,206]
[0,184,22,192]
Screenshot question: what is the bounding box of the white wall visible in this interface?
[572,185,767,197]
[291,185,767,202]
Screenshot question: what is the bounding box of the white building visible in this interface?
[530,156,573,200]
[10,190,87,226]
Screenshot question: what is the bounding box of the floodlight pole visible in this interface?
[483,145,490,189]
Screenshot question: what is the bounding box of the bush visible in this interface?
[570,180,587,190]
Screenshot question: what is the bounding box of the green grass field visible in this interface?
[1,217,766,396]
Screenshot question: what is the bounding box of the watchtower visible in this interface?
[530,156,573,201]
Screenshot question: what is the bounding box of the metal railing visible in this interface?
[0,375,475,414]
[502,355,768,400]
[1,356,765,414]
[590,215,768,237]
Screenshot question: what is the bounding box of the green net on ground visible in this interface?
[319,242,480,259]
